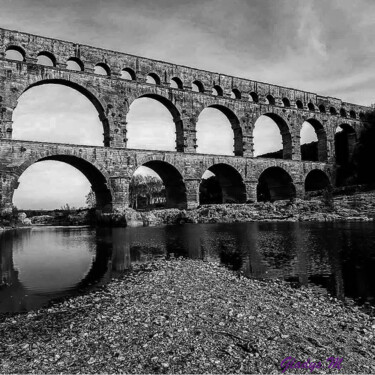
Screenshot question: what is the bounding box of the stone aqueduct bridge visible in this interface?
[0,28,371,212]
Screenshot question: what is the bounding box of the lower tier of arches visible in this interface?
[0,140,334,212]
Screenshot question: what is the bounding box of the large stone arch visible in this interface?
[11,154,113,212]
[195,102,244,156]
[133,156,187,209]
[254,110,293,159]
[200,163,246,204]
[13,78,110,146]
[127,91,185,152]
[256,166,296,202]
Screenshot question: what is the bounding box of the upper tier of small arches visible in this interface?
[1,34,368,120]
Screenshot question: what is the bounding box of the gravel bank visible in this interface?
[0,259,374,374]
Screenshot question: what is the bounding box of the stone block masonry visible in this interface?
[0,28,370,212]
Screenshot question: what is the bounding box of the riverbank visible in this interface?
[102,191,375,227]
[3,191,375,229]
[0,259,374,373]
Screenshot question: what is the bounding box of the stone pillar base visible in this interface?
[244,181,258,203]
[185,178,200,209]
[108,177,131,211]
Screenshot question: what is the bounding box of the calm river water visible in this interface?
[1,222,375,313]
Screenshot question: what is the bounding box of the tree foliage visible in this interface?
[129,174,166,209]
[199,176,222,204]
[86,188,96,209]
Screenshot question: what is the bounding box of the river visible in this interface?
[0,222,374,313]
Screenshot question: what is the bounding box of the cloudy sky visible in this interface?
[1,0,374,209]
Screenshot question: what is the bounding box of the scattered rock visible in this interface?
[0,259,373,373]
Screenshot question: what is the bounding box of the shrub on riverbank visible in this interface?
[0,259,374,373]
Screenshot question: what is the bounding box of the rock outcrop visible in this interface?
[101,191,375,227]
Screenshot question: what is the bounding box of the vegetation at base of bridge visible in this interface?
[0,259,374,373]
[129,174,166,210]
[0,203,19,227]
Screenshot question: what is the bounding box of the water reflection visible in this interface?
[1,222,375,313]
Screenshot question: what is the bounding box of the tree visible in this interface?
[86,188,96,209]
[129,174,166,209]
[199,175,222,204]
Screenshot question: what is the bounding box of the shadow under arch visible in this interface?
[335,123,357,186]
[206,104,243,156]
[303,118,328,162]
[136,93,184,152]
[258,113,293,159]
[257,166,296,202]
[18,79,110,146]
[200,163,246,204]
[138,160,187,209]
[305,169,331,193]
[13,155,113,213]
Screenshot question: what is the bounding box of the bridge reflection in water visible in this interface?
[1,222,375,313]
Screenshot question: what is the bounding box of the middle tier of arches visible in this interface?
[4,69,362,163]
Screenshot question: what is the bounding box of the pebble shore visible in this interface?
[1,259,374,374]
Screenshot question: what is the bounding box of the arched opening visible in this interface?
[12,80,106,146]
[37,51,56,67]
[340,108,347,118]
[296,100,304,109]
[266,95,275,105]
[249,92,259,103]
[94,63,110,76]
[5,45,25,61]
[335,124,357,186]
[308,102,315,112]
[192,80,205,93]
[231,89,241,99]
[282,98,290,107]
[66,57,84,72]
[319,104,326,113]
[196,105,243,156]
[253,113,292,159]
[121,68,136,80]
[257,167,296,202]
[330,107,337,115]
[146,73,161,85]
[170,77,183,89]
[212,85,224,97]
[126,94,181,151]
[350,110,356,119]
[300,119,327,162]
[305,170,331,193]
[359,112,365,120]
[199,164,246,204]
[13,156,112,213]
[132,161,186,209]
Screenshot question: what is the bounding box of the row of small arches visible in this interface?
[4,45,362,119]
